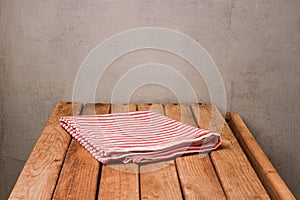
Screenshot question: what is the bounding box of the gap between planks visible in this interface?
[226,112,296,200]
[9,102,82,200]
[191,103,270,199]
[138,103,183,200]
[164,103,226,199]
[98,104,139,200]
[52,103,110,200]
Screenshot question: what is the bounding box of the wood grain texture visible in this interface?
[53,103,110,200]
[226,112,296,200]
[9,102,82,200]
[191,103,270,199]
[138,103,182,200]
[164,103,226,199]
[98,103,139,200]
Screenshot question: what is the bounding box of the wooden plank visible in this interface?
[53,103,110,199]
[138,103,182,200]
[98,103,139,200]
[191,103,270,199]
[164,103,226,199]
[9,102,82,200]
[226,112,296,200]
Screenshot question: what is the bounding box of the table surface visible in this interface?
[9,102,282,200]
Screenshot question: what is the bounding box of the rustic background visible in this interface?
[0,0,299,198]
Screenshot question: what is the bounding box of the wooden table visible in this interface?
[9,102,295,200]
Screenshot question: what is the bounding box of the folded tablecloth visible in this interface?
[60,111,221,164]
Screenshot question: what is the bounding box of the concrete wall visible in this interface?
[1,0,299,198]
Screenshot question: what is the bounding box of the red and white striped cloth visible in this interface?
[60,111,221,164]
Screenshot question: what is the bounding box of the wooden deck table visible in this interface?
[9,102,295,200]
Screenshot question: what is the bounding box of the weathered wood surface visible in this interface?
[10,102,294,200]
[191,103,270,199]
[9,102,82,200]
[165,103,226,199]
[98,104,139,200]
[138,103,182,200]
[226,112,296,200]
[53,104,110,199]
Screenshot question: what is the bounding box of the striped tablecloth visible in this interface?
[60,111,221,164]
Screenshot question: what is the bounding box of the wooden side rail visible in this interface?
[226,112,295,200]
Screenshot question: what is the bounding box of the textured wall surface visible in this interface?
[0,0,299,198]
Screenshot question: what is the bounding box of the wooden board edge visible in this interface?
[97,103,139,200]
[164,103,226,199]
[138,103,183,200]
[226,112,296,200]
[194,103,270,199]
[52,103,111,199]
[9,102,82,200]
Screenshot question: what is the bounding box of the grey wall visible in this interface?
[1,0,299,198]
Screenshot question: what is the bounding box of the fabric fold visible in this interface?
[60,111,221,164]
